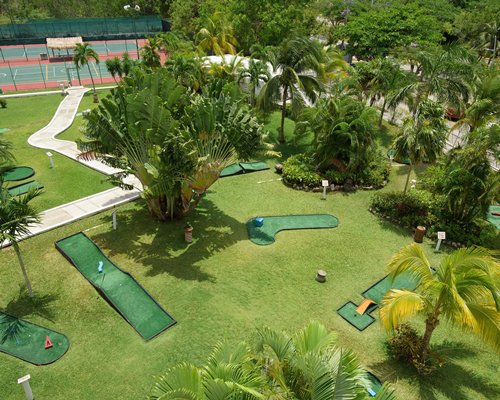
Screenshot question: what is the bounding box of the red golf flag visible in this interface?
[45,336,53,349]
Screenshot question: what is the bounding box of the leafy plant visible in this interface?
[0,99,7,108]
[282,154,322,188]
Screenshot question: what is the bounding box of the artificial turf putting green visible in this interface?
[220,161,269,177]
[7,180,43,196]
[487,205,500,230]
[366,372,383,396]
[246,214,339,245]
[362,270,420,304]
[1,166,35,181]
[55,232,176,340]
[0,312,69,365]
[337,301,376,331]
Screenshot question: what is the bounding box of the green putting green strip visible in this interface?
[55,233,176,340]
[220,163,244,177]
[0,312,69,365]
[366,372,382,396]
[220,161,269,177]
[7,180,43,196]
[337,302,375,331]
[362,270,420,304]
[247,214,339,245]
[1,166,35,182]
[487,205,500,230]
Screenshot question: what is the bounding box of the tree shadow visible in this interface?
[369,342,500,400]
[91,197,248,282]
[1,286,58,322]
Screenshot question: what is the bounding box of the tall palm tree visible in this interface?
[195,13,238,56]
[393,100,447,193]
[105,57,122,83]
[238,60,270,107]
[257,37,324,143]
[0,183,42,297]
[73,43,100,102]
[380,244,500,362]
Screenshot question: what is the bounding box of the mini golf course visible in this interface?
[55,232,176,340]
[220,161,269,177]
[1,166,35,182]
[246,214,339,245]
[0,312,69,365]
[7,180,44,196]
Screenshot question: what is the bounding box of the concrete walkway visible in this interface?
[14,86,141,242]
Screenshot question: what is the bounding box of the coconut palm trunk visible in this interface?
[379,97,388,127]
[279,85,288,143]
[403,163,413,193]
[12,241,33,297]
[421,313,439,359]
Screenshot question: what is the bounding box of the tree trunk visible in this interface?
[403,163,413,193]
[279,85,288,144]
[379,97,387,127]
[87,63,98,102]
[420,315,439,360]
[146,197,169,221]
[12,241,33,297]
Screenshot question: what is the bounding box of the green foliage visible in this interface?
[282,154,322,188]
[387,324,443,375]
[0,99,7,108]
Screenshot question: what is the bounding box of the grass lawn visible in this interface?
[0,109,498,399]
[0,94,113,210]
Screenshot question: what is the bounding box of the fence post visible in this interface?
[135,39,140,60]
[38,61,47,88]
[64,62,72,85]
[124,40,128,53]
[7,62,17,91]
[0,48,5,62]
[105,40,109,56]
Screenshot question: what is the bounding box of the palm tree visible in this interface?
[164,55,203,91]
[0,138,14,169]
[257,37,324,143]
[238,60,270,107]
[380,244,500,362]
[73,43,100,102]
[141,37,161,68]
[195,13,238,56]
[393,100,447,193]
[0,183,42,297]
[105,57,122,83]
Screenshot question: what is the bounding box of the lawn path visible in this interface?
[6,87,140,243]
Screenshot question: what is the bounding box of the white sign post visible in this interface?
[46,151,54,168]
[435,231,446,252]
[17,375,33,400]
[321,180,329,200]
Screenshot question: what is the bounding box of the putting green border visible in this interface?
[1,166,35,182]
[55,232,177,340]
[0,312,70,365]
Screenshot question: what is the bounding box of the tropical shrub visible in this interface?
[0,99,7,108]
[282,154,322,188]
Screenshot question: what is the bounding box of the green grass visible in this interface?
[0,94,113,210]
[0,166,498,399]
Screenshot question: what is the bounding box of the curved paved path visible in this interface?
[13,87,141,242]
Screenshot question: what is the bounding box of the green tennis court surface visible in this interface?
[0,312,69,365]
[8,180,43,196]
[362,270,420,304]
[1,166,35,181]
[55,233,176,340]
[220,161,269,177]
[337,302,375,331]
[247,214,339,245]
[487,205,500,230]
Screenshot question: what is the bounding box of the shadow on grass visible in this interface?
[1,287,58,322]
[370,343,500,400]
[92,198,247,282]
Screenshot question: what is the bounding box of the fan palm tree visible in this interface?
[393,100,447,193]
[73,43,100,102]
[195,13,238,56]
[257,37,324,143]
[0,183,42,297]
[238,60,270,107]
[380,244,500,362]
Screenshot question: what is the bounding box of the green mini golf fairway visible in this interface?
[2,166,35,182]
[337,302,375,331]
[487,205,500,230]
[362,270,420,304]
[0,312,69,365]
[55,233,176,340]
[7,180,43,196]
[366,372,383,396]
[220,161,269,177]
[247,214,339,245]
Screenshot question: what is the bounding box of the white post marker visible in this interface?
[17,374,33,400]
[321,180,329,200]
[112,208,117,230]
[435,231,446,252]
[46,151,54,168]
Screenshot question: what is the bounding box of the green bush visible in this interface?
[282,154,322,188]
[0,99,7,108]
